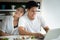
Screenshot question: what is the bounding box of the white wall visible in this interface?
[41,0,60,29]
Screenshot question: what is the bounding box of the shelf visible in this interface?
[0,9,16,12]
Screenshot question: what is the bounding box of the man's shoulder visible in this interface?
[36,14,42,19]
[20,15,26,19]
[19,15,27,21]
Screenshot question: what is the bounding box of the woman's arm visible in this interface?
[0,30,10,36]
[1,16,12,36]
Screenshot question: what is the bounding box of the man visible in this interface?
[18,1,49,38]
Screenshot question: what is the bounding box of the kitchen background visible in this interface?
[0,0,41,29]
[0,0,60,29]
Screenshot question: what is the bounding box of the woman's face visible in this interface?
[15,8,24,18]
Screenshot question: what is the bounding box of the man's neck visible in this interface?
[27,15,34,20]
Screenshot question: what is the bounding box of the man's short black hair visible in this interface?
[26,1,38,9]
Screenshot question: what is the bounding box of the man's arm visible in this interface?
[18,26,44,38]
[43,26,49,33]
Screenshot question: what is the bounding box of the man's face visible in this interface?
[28,7,37,20]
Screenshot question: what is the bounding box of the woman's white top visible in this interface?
[0,16,19,35]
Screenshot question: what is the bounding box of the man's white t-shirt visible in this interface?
[18,14,46,33]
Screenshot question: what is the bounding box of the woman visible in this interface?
[0,7,25,36]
